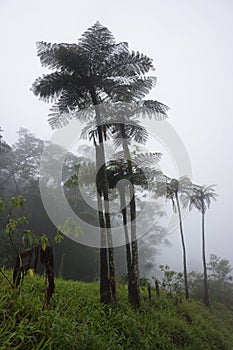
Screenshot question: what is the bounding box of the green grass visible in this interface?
[1,272,233,349]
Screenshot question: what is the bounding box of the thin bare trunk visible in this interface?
[119,186,133,302]
[176,194,189,299]
[129,188,140,306]
[90,88,116,304]
[121,124,140,306]
[96,179,110,304]
[202,212,210,307]
[103,192,116,303]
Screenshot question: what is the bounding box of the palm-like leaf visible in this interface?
[184,184,217,214]
[131,151,161,167]
[32,22,167,130]
[155,176,192,209]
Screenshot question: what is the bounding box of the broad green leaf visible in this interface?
[41,235,48,251]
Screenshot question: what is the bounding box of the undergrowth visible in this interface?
[0,271,233,349]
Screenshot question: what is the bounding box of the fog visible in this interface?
[1,0,233,273]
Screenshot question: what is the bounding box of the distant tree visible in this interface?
[208,254,232,283]
[0,128,10,155]
[0,129,99,281]
[156,177,191,299]
[189,255,233,307]
[188,270,204,300]
[0,128,44,196]
[183,184,217,306]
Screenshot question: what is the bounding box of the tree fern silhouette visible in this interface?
[32,22,162,304]
[182,184,218,306]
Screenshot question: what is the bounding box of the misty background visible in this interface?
[1,0,233,274]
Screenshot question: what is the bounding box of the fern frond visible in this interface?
[131,152,162,168]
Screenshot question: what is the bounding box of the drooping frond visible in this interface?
[32,22,167,134]
[80,121,112,143]
[104,50,154,78]
[111,120,148,149]
[139,100,169,120]
[103,76,157,102]
[31,72,72,102]
[48,105,73,129]
[131,152,162,168]
[36,41,89,74]
[48,89,93,129]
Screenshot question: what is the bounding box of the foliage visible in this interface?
[182,184,218,214]
[189,254,233,308]
[0,128,11,155]
[0,273,233,349]
[31,22,166,128]
[0,129,100,281]
[208,254,232,282]
[159,265,184,295]
[0,196,63,305]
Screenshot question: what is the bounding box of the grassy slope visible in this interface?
[0,273,233,350]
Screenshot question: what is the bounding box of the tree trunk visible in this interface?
[119,186,133,302]
[121,124,140,307]
[104,194,116,303]
[90,88,116,304]
[96,179,110,304]
[176,194,189,299]
[202,212,210,307]
[129,189,140,306]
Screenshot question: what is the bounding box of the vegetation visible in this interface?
[188,254,233,308]
[0,22,229,349]
[1,272,233,350]
[0,128,100,281]
[31,22,169,306]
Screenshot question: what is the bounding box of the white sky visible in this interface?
[1,0,233,272]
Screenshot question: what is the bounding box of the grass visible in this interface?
[1,272,233,349]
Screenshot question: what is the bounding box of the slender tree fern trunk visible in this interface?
[103,193,116,303]
[129,189,140,306]
[175,194,189,299]
[95,144,111,304]
[119,185,133,302]
[121,124,140,307]
[202,212,210,307]
[90,88,116,304]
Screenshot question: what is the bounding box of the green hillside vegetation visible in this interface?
[1,272,233,350]
[0,22,232,350]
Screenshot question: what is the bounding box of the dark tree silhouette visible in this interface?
[31,22,160,304]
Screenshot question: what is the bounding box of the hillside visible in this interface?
[0,273,233,350]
